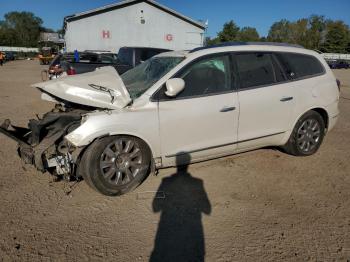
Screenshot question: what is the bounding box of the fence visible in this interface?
[0,46,39,52]
[321,53,350,61]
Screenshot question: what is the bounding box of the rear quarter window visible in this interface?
[276,53,325,79]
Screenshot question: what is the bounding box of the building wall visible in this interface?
[65,2,204,52]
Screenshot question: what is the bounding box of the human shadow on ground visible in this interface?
[150,153,211,262]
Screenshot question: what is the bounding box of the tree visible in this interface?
[0,21,17,46]
[204,36,217,46]
[206,22,260,45]
[289,18,309,47]
[307,15,327,50]
[0,11,43,47]
[259,36,267,42]
[217,20,240,42]
[208,16,350,53]
[237,27,260,42]
[40,27,55,33]
[266,15,350,52]
[321,20,350,53]
[267,19,291,42]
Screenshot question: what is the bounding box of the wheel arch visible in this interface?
[74,132,155,162]
[282,106,329,146]
[292,107,329,131]
[311,107,329,130]
[74,133,156,178]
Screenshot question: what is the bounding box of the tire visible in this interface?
[283,110,325,156]
[78,135,151,196]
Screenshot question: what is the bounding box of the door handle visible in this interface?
[280,97,293,102]
[220,106,236,112]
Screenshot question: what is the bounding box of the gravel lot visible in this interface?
[0,60,349,261]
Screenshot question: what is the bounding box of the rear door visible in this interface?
[234,52,296,149]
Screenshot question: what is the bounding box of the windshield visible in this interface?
[121,56,184,99]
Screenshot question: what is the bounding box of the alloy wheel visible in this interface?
[100,138,144,186]
[296,118,321,153]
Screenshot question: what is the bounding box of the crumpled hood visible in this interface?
[31,66,131,109]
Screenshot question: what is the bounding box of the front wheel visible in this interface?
[78,136,151,196]
[283,110,325,156]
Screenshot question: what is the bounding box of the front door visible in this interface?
[156,54,239,166]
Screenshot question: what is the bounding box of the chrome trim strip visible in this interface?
[165,131,285,158]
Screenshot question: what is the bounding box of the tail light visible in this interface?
[67,66,76,75]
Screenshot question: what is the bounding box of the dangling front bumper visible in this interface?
[0,112,83,174]
[0,119,35,165]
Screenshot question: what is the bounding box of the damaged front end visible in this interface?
[0,104,92,179]
[0,66,133,180]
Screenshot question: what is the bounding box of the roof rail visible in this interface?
[190,42,304,53]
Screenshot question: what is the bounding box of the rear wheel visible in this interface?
[78,136,151,196]
[283,110,325,156]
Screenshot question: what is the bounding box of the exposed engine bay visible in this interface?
[0,66,132,180]
[0,103,95,180]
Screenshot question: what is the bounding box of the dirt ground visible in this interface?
[0,60,349,261]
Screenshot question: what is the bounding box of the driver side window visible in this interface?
[157,54,233,100]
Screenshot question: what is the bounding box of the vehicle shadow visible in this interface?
[150,153,211,262]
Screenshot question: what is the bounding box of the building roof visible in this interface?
[64,0,206,29]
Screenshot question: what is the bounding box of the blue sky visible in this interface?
[1,0,350,37]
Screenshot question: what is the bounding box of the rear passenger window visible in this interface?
[276,53,324,79]
[235,53,283,89]
[271,55,286,82]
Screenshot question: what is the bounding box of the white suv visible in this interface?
[0,42,339,196]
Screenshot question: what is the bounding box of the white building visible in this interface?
[64,0,206,52]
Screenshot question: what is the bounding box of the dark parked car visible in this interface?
[48,47,170,79]
[4,51,15,61]
[327,60,349,69]
[117,47,171,73]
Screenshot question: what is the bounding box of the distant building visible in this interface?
[64,0,206,52]
[39,32,65,44]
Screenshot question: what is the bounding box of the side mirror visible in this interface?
[165,78,185,97]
